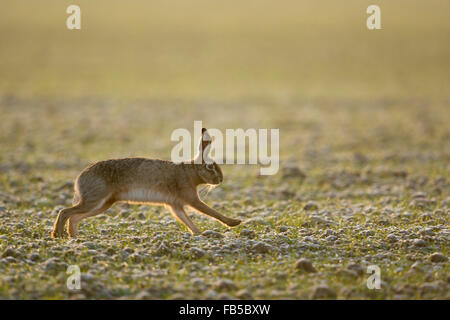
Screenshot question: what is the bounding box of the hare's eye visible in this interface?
[206,164,214,171]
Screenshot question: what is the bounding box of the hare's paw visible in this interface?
[50,230,65,239]
[226,218,241,227]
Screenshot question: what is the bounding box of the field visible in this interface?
[0,0,449,299]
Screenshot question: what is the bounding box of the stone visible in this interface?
[235,289,253,299]
[82,242,96,250]
[429,252,447,263]
[214,279,237,291]
[412,239,426,247]
[387,234,398,243]
[2,248,18,258]
[190,247,206,259]
[251,241,272,254]
[304,201,319,211]
[346,263,365,276]
[244,217,269,226]
[202,230,224,239]
[240,229,256,238]
[29,253,41,262]
[294,258,317,273]
[311,285,336,299]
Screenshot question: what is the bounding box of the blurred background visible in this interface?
[1,0,449,99]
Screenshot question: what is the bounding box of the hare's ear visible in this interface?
[201,128,212,151]
[196,128,212,163]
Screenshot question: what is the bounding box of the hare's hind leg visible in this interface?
[52,196,110,238]
[169,205,201,235]
[66,214,84,238]
[189,199,241,227]
[51,204,90,238]
[52,175,111,238]
[67,198,114,238]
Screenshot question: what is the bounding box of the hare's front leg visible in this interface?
[189,199,241,227]
[169,205,201,235]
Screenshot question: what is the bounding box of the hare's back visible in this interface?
[78,158,172,184]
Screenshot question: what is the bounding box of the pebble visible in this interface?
[294,258,317,273]
[82,242,96,250]
[309,216,331,226]
[346,263,364,276]
[428,252,447,263]
[29,253,41,262]
[123,247,134,254]
[244,217,269,226]
[104,248,115,256]
[214,279,237,291]
[135,291,152,300]
[240,229,256,238]
[137,212,146,220]
[190,247,206,259]
[387,234,398,243]
[216,293,234,300]
[2,256,17,264]
[411,261,423,271]
[129,253,142,263]
[304,201,319,211]
[251,241,272,254]
[205,290,218,299]
[81,273,95,283]
[154,244,170,256]
[43,258,64,273]
[2,248,18,258]
[202,230,224,239]
[311,285,336,299]
[338,269,358,278]
[120,211,131,219]
[281,165,306,179]
[412,239,426,247]
[412,192,426,199]
[235,289,253,299]
[191,278,206,288]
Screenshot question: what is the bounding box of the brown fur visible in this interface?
[51,128,241,238]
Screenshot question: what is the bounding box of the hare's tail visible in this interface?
[72,180,81,205]
[72,192,80,206]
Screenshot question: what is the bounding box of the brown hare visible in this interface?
[51,128,241,238]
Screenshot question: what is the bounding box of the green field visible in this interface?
[0,0,449,299]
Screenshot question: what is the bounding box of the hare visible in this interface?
[51,128,241,238]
